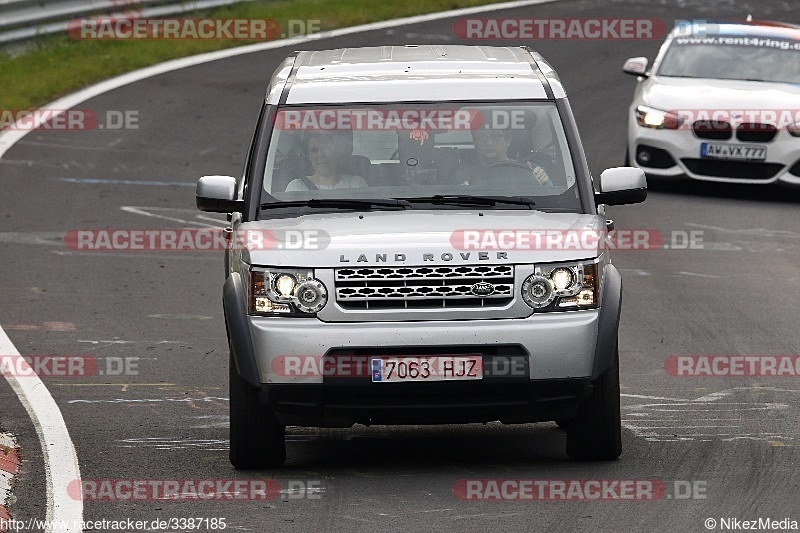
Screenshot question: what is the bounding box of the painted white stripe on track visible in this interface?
[0,0,557,160]
[0,327,82,533]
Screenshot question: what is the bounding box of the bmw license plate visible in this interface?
[700,143,766,161]
[371,355,483,382]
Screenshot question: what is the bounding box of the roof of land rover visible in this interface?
[266,45,566,104]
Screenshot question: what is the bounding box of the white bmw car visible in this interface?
[623,21,800,185]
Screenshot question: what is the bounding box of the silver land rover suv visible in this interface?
[196,45,647,468]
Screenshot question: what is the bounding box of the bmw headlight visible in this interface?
[522,260,600,311]
[635,105,681,129]
[248,267,328,315]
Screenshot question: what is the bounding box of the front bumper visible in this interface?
[628,118,800,185]
[250,310,600,385]
[249,311,598,426]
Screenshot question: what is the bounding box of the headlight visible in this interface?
[788,123,800,138]
[248,268,328,315]
[635,105,681,129]
[522,260,600,311]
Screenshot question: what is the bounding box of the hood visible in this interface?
[642,76,800,113]
[239,210,605,267]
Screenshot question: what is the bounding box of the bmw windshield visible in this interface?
[658,33,800,83]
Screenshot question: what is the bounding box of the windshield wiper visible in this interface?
[260,198,411,210]
[403,195,536,207]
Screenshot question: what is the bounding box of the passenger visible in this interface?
[285,131,368,191]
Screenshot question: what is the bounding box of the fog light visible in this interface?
[522,275,555,308]
[637,150,651,164]
[294,279,328,313]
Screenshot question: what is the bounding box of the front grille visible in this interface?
[335,265,514,309]
[693,120,732,140]
[736,123,778,143]
[681,158,783,180]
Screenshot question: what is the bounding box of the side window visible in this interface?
[264,131,309,194]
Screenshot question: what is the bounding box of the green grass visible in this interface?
[0,0,506,110]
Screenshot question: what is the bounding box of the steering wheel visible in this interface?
[472,159,553,187]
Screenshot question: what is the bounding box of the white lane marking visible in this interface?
[0,0,558,160]
[624,387,797,443]
[58,177,195,187]
[629,425,741,429]
[685,223,800,239]
[623,418,742,422]
[694,390,734,402]
[120,206,224,228]
[622,393,696,402]
[77,339,183,344]
[674,271,721,279]
[68,397,228,404]
[0,232,65,246]
[625,402,787,412]
[116,438,229,450]
[189,415,229,429]
[0,327,83,533]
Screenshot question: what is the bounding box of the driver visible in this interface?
[459,127,551,186]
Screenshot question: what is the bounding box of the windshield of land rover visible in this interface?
[259,103,580,211]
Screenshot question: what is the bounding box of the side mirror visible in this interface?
[622,57,649,77]
[595,167,647,206]
[196,175,243,213]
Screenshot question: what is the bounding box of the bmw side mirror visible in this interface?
[622,57,649,77]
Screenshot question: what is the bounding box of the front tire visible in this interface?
[566,343,622,460]
[229,351,286,469]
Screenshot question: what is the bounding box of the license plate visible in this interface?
[370,355,483,383]
[700,143,766,161]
